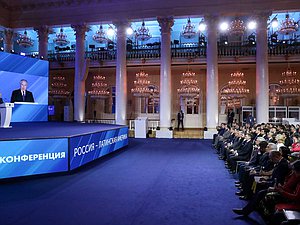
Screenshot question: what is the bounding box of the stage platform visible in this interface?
[0,122,129,179]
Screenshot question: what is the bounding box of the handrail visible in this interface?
[45,43,300,62]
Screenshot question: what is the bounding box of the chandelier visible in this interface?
[177,69,200,98]
[17,30,34,48]
[131,70,155,97]
[135,21,152,42]
[93,25,108,43]
[221,95,242,107]
[229,19,246,35]
[276,67,300,97]
[181,18,197,39]
[221,71,249,98]
[278,14,299,35]
[53,28,70,46]
[49,75,70,98]
[88,75,110,98]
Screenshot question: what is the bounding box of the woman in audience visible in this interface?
[262,160,300,224]
[276,134,286,151]
[291,133,300,152]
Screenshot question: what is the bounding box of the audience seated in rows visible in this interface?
[212,122,300,225]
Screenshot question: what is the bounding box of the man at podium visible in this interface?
[10,79,34,103]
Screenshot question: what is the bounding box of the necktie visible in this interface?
[22,91,25,101]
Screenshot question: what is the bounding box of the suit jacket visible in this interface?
[177,112,184,121]
[233,137,245,151]
[237,140,253,160]
[11,89,34,103]
[271,158,290,185]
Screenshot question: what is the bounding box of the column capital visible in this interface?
[4,28,14,41]
[113,20,130,29]
[34,25,51,36]
[157,17,174,34]
[71,23,90,38]
[204,15,219,26]
[254,11,272,27]
[34,25,51,43]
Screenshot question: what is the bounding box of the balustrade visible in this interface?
[43,43,300,62]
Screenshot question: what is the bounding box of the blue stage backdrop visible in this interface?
[0,52,48,122]
[70,127,128,170]
[0,138,68,179]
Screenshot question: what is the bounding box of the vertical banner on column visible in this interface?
[0,138,68,179]
[70,127,128,170]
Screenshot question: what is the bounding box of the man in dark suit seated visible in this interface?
[227,133,254,173]
[10,79,34,103]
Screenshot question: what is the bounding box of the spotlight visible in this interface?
[0,47,4,52]
[10,49,15,54]
[271,17,279,28]
[198,19,206,32]
[271,33,278,43]
[20,52,26,56]
[40,56,44,60]
[220,35,228,45]
[107,27,115,37]
[126,27,134,35]
[199,35,206,46]
[248,34,256,45]
[220,22,229,31]
[247,21,256,30]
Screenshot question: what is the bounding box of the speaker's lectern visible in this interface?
[0,103,14,128]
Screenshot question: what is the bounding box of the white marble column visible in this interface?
[135,98,142,116]
[157,17,174,136]
[34,25,50,59]
[256,14,270,124]
[72,24,89,122]
[206,16,219,130]
[4,29,14,52]
[115,22,128,125]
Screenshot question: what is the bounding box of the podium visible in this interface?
[134,117,148,138]
[0,103,14,128]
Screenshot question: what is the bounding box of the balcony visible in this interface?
[46,41,300,67]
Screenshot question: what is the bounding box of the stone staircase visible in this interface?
[173,128,204,139]
[129,129,204,139]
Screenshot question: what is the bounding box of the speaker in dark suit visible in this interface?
[10,79,34,103]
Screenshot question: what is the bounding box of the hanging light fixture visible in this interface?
[221,71,249,98]
[131,70,156,97]
[53,28,70,46]
[49,75,70,98]
[88,75,110,98]
[181,18,197,39]
[220,95,242,107]
[17,30,34,48]
[278,13,299,35]
[135,21,152,42]
[276,66,300,97]
[93,25,108,43]
[177,68,200,98]
[229,19,246,35]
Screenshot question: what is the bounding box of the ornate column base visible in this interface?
[156,128,173,138]
[204,128,217,139]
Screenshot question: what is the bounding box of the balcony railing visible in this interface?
[46,42,300,62]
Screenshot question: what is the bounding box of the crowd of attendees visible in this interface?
[212,122,300,225]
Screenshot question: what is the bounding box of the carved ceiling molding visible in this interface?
[0,0,99,11]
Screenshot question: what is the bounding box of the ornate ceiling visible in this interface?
[0,0,300,28]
